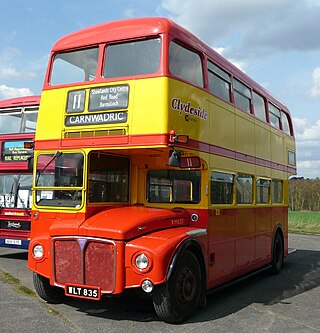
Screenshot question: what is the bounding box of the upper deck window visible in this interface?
[104,38,161,78]
[50,47,99,86]
[281,111,292,135]
[169,42,203,87]
[234,79,251,113]
[208,61,231,102]
[253,92,267,122]
[268,103,281,129]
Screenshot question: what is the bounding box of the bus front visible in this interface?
[28,18,208,322]
[0,96,39,249]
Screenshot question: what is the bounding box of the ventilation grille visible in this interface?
[64,128,127,138]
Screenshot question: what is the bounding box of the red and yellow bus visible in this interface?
[28,18,296,323]
[0,95,39,249]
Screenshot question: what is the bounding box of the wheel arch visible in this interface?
[273,223,284,248]
[167,238,207,291]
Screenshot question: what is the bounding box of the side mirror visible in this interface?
[168,150,181,167]
[27,155,34,172]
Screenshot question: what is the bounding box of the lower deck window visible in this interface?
[88,153,129,203]
[256,179,271,204]
[272,179,283,204]
[236,174,253,204]
[147,170,200,203]
[211,172,234,204]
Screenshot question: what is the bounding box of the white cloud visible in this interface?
[293,117,320,178]
[297,160,320,179]
[310,67,320,98]
[0,47,21,62]
[0,47,36,80]
[0,67,23,79]
[214,47,247,72]
[0,66,36,80]
[161,0,320,58]
[0,84,33,99]
[294,118,320,142]
[123,8,135,18]
[306,0,320,6]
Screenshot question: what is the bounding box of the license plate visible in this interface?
[5,239,22,246]
[65,284,101,300]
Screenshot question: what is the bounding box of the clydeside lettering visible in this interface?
[171,98,208,120]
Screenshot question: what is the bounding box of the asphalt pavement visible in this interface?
[0,233,319,333]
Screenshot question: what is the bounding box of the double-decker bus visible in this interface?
[0,95,39,249]
[28,18,296,323]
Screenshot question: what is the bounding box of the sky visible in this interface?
[1,0,320,178]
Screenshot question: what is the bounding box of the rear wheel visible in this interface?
[152,251,201,323]
[271,232,284,274]
[33,273,65,303]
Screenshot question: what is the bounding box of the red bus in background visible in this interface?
[0,95,39,249]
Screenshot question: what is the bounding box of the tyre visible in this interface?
[271,232,284,274]
[33,273,65,303]
[152,250,201,323]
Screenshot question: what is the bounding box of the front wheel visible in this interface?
[33,273,65,303]
[271,232,284,274]
[152,250,202,323]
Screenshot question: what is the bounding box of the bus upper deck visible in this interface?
[35,18,295,179]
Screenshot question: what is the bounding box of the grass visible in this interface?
[288,211,320,235]
[0,270,36,297]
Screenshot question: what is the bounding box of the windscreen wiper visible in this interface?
[36,151,62,185]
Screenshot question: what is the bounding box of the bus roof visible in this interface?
[0,95,40,109]
[51,17,289,113]
[52,17,173,51]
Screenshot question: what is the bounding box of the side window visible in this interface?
[211,172,234,204]
[169,41,203,87]
[207,61,231,102]
[268,103,281,129]
[281,111,292,135]
[147,170,201,204]
[236,174,253,204]
[234,79,251,113]
[256,179,271,204]
[253,92,267,122]
[272,179,283,204]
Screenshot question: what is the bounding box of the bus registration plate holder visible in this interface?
[65,284,101,300]
[5,239,22,246]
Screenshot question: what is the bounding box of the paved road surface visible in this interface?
[0,233,319,332]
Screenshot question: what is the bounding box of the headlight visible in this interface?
[33,244,44,259]
[135,253,149,270]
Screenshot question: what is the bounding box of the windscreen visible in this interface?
[35,152,84,207]
[0,174,32,209]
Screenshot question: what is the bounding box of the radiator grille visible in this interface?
[54,238,116,292]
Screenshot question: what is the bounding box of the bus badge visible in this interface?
[77,238,87,249]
